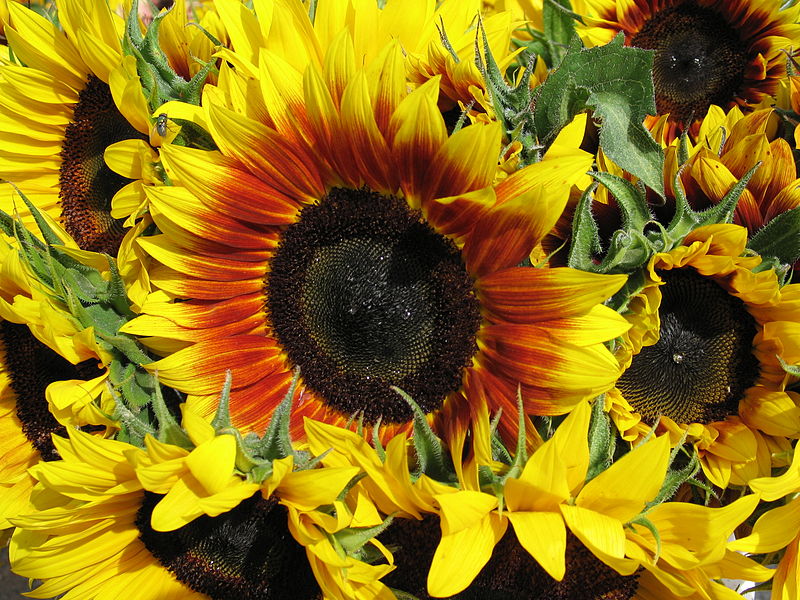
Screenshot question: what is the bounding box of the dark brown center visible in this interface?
[59,74,145,254]
[616,268,760,424]
[136,491,321,600]
[267,187,481,424]
[630,2,748,122]
[0,321,102,461]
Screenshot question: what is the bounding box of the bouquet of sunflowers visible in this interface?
[2,0,800,598]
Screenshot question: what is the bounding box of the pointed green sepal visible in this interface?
[391,386,456,483]
[257,369,300,461]
[585,396,615,482]
[748,205,800,267]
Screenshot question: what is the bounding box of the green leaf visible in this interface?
[533,33,664,197]
[748,206,800,265]
[543,0,577,65]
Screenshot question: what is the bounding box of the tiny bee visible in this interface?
[155,112,168,137]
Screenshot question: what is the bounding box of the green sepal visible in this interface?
[256,369,301,461]
[389,590,421,600]
[476,21,542,166]
[748,206,800,267]
[490,408,513,465]
[501,387,529,482]
[124,0,217,114]
[391,387,456,484]
[335,517,395,556]
[585,396,615,482]
[337,473,368,503]
[150,372,192,449]
[628,515,662,563]
[778,356,800,378]
[591,173,652,232]
[210,369,235,430]
[567,183,603,272]
[647,444,699,508]
[371,417,386,462]
[532,33,665,197]
[666,163,760,242]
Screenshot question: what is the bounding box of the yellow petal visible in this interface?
[508,511,566,580]
[436,490,497,536]
[729,497,800,554]
[577,434,670,522]
[277,466,360,510]
[561,504,626,562]
[428,513,506,597]
[186,435,236,495]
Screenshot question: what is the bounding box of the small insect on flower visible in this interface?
[155,113,168,137]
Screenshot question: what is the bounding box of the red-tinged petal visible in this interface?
[259,50,314,146]
[425,122,502,201]
[479,323,621,398]
[462,195,558,278]
[339,71,396,192]
[140,293,265,329]
[160,145,301,226]
[206,101,324,202]
[121,312,265,343]
[138,235,267,282]
[424,187,495,242]
[147,335,282,395]
[477,268,628,323]
[366,41,405,136]
[147,187,275,251]
[389,77,447,207]
[765,178,800,223]
[147,265,266,300]
[322,29,356,108]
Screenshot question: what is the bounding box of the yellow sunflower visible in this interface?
[104,0,228,227]
[608,224,800,488]
[122,29,629,444]
[0,0,152,254]
[0,234,115,529]
[729,447,800,600]
[577,0,800,142]
[182,0,519,120]
[9,406,386,600]
[305,400,769,599]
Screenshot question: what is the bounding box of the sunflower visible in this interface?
[122,25,629,443]
[729,447,800,600]
[607,224,800,488]
[660,107,800,236]
[103,0,227,227]
[9,405,387,600]
[8,428,207,599]
[577,0,800,141]
[190,0,518,119]
[304,400,768,599]
[0,0,152,255]
[0,235,115,529]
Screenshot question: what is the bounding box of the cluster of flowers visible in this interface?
[1,0,800,598]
